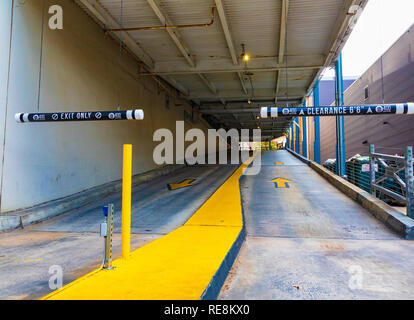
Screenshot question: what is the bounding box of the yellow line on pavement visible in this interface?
[42,156,255,300]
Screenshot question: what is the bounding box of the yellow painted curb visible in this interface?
[43,156,255,300]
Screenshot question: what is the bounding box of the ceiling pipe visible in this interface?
[104,32,189,101]
[105,7,215,33]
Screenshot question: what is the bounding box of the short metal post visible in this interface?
[370,144,376,197]
[405,146,414,218]
[102,204,114,269]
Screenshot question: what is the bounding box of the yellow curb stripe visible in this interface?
[43,156,254,300]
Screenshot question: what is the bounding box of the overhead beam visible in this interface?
[237,73,248,95]
[200,108,258,114]
[141,65,321,76]
[275,0,289,102]
[79,0,154,69]
[162,75,189,96]
[200,98,297,107]
[190,88,304,100]
[214,0,248,95]
[146,0,195,68]
[274,70,281,104]
[146,0,222,96]
[221,120,288,125]
[198,74,217,95]
[80,0,189,97]
[278,0,289,64]
[154,55,324,72]
[215,0,237,64]
[305,0,367,96]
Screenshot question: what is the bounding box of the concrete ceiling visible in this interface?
[76,0,368,139]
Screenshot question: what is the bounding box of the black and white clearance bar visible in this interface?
[260,103,414,118]
[15,109,144,123]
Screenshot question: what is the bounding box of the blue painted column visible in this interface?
[286,130,289,149]
[335,53,346,176]
[295,117,300,154]
[288,127,291,149]
[313,80,321,164]
[288,124,292,149]
[302,100,308,158]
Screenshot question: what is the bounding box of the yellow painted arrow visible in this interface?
[269,177,292,188]
[167,179,195,190]
[273,161,284,165]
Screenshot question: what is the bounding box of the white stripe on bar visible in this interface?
[134,109,144,120]
[396,104,404,114]
[407,102,414,114]
[14,113,23,123]
[260,107,267,118]
[271,107,278,117]
[126,110,133,119]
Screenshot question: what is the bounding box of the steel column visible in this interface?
[295,117,300,153]
[313,80,321,164]
[286,127,289,149]
[405,146,414,218]
[370,144,376,196]
[287,127,290,149]
[335,53,346,177]
[302,100,308,158]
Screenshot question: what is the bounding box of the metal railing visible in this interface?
[323,145,414,218]
[370,145,413,218]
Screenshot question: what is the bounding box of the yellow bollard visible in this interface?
[121,144,132,259]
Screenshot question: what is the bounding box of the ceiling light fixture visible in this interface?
[241,43,250,63]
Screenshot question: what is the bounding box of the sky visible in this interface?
[323,0,414,78]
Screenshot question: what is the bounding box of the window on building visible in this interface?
[364,86,369,100]
[165,93,170,109]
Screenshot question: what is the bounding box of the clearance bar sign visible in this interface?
[260,103,414,118]
[15,109,144,123]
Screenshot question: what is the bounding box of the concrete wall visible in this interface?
[318,78,356,106]
[0,1,13,213]
[0,0,211,213]
[319,24,414,163]
[317,78,355,163]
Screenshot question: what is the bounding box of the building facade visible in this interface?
[319,24,414,162]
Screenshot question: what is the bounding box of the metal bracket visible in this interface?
[102,204,115,270]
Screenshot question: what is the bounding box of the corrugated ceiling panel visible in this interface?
[287,0,344,56]
[223,0,280,58]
